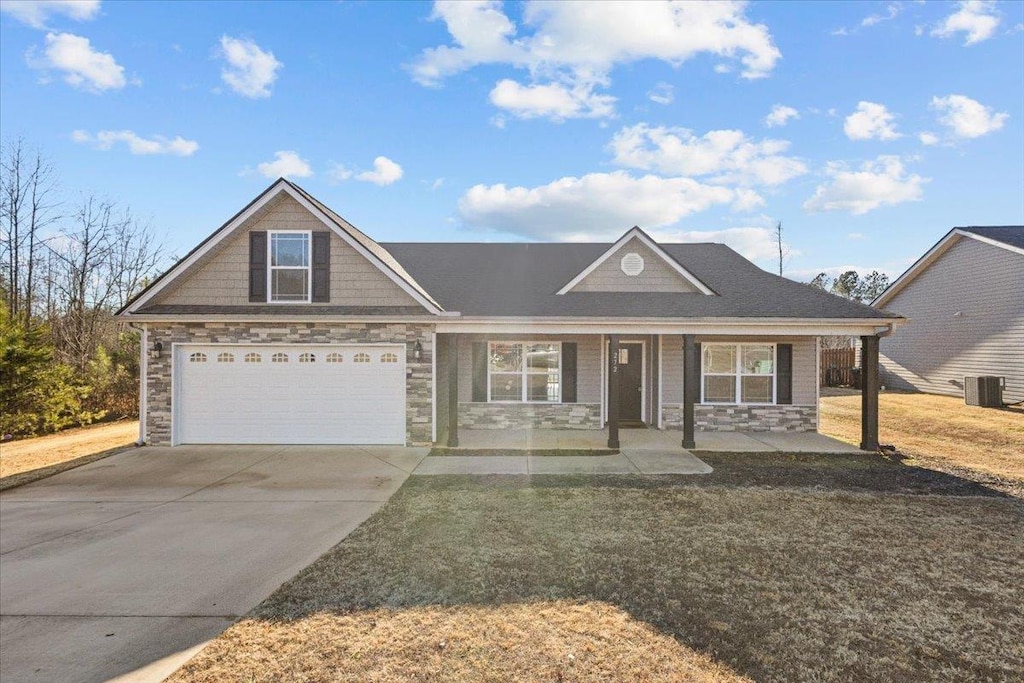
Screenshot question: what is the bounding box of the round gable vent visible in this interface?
[620,252,645,276]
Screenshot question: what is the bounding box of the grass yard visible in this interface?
[821,392,1024,494]
[171,454,1024,683]
[0,420,138,486]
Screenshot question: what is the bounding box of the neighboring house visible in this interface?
[873,226,1024,404]
[117,179,901,449]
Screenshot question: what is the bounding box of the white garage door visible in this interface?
[174,344,406,445]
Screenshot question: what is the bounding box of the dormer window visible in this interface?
[268,231,311,302]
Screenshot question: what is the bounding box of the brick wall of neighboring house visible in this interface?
[661,404,817,432]
[145,322,433,446]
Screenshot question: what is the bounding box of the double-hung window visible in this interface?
[701,343,775,404]
[268,231,311,302]
[488,342,560,402]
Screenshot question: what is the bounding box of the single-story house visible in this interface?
[872,226,1023,404]
[117,179,902,450]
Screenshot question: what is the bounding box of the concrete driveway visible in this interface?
[0,445,426,683]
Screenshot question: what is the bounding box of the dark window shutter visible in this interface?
[562,342,578,403]
[777,343,793,404]
[472,342,488,402]
[249,231,267,302]
[311,231,330,302]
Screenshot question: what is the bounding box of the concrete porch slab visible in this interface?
[740,432,861,453]
[452,428,860,454]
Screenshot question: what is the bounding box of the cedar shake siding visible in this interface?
[878,236,1024,403]
[567,236,702,293]
[151,194,419,308]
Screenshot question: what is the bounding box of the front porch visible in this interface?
[433,331,881,452]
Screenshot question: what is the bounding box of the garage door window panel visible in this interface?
[269,232,311,303]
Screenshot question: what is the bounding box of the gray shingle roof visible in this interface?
[381,242,896,319]
[284,180,442,310]
[957,226,1024,250]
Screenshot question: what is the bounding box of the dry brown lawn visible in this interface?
[821,392,1024,490]
[171,459,1024,683]
[0,420,138,481]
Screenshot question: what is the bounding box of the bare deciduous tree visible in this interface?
[0,138,60,323]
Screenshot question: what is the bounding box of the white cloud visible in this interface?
[327,163,352,183]
[71,129,198,156]
[356,156,404,186]
[218,35,282,98]
[647,82,674,105]
[609,124,807,187]
[803,155,928,215]
[28,31,126,91]
[843,101,901,141]
[488,79,615,120]
[0,0,99,29]
[862,3,901,27]
[917,131,939,146]
[411,1,780,120]
[430,177,445,190]
[930,94,1008,138]
[846,232,865,240]
[256,151,312,179]
[457,171,737,239]
[764,104,799,128]
[932,1,1000,45]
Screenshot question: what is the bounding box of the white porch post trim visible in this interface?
[138,324,147,445]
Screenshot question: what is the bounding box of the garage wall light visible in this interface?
[413,341,422,362]
[150,341,163,359]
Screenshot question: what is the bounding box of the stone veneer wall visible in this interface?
[662,404,816,432]
[459,403,602,430]
[145,322,433,446]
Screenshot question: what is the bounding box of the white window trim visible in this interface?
[700,343,777,405]
[267,230,312,304]
[487,341,563,404]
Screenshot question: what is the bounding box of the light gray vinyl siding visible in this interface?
[153,195,419,307]
[879,236,1024,402]
[569,237,701,293]
[661,335,817,405]
[456,334,602,404]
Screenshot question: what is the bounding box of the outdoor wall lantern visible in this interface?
[150,341,163,359]
[413,341,422,362]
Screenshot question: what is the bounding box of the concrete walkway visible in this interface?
[0,445,427,683]
[413,449,712,476]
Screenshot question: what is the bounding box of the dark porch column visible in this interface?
[682,334,697,450]
[446,334,459,447]
[860,335,879,451]
[607,334,620,449]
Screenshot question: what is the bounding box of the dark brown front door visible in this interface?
[618,343,643,422]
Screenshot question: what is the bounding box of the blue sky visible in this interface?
[1,0,1022,280]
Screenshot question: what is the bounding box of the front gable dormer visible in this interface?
[121,179,443,314]
[557,227,714,295]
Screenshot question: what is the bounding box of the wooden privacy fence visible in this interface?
[820,347,859,387]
